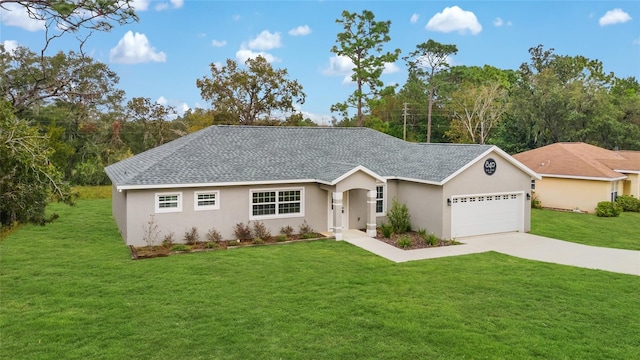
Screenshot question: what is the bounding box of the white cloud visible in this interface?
[131,0,151,11]
[156,96,168,106]
[426,6,482,35]
[156,96,189,117]
[171,0,184,9]
[232,14,241,21]
[2,40,19,53]
[212,39,227,47]
[154,0,183,11]
[494,17,503,27]
[109,31,167,64]
[410,13,420,24]
[323,55,354,75]
[599,8,632,26]
[0,3,46,31]
[155,3,169,11]
[248,30,282,50]
[236,46,279,63]
[289,25,311,36]
[383,62,400,74]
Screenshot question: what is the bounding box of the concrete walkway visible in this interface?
[341,230,640,276]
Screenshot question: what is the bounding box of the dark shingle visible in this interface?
[105,126,493,187]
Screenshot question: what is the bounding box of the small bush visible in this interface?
[280,225,294,237]
[380,223,393,238]
[142,215,160,247]
[205,228,222,243]
[298,220,314,235]
[595,201,622,217]
[252,221,271,241]
[388,199,411,234]
[275,234,288,242]
[226,240,240,247]
[397,235,412,249]
[162,232,175,248]
[616,195,640,212]
[233,222,252,241]
[183,226,199,245]
[300,233,317,239]
[252,238,265,245]
[427,233,439,246]
[204,242,219,249]
[171,244,190,252]
[531,195,542,209]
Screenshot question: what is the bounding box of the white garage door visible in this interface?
[451,193,523,238]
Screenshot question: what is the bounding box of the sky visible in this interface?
[1,1,639,125]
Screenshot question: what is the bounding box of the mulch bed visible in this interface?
[373,230,459,250]
[130,233,330,260]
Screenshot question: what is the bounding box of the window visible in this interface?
[156,192,182,213]
[376,185,385,215]
[250,188,303,219]
[531,179,536,190]
[611,183,618,202]
[194,191,219,211]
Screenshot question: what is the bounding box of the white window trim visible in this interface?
[194,190,220,211]
[249,187,305,220]
[155,192,182,213]
[376,185,386,216]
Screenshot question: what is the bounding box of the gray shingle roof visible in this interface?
[105,126,494,188]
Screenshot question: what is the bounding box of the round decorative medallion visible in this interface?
[484,158,497,175]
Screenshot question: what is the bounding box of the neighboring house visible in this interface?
[105,126,539,246]
[513,142,640,212]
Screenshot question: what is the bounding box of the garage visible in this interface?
[450,192,524,238]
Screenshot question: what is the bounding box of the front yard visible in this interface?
[1,199,639,359]
[531,208,640,250]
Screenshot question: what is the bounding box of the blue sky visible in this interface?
[2,1,639,124]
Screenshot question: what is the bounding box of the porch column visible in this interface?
[366,190,377,237]
[332,191,343,241]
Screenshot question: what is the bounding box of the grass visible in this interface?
[71,185,112,200]
[1,200,639,359]
[531,208,640,250]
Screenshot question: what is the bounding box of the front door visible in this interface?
[327,191,349,231]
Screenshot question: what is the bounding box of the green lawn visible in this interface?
[1,200,639,359]
[531,208,640,250]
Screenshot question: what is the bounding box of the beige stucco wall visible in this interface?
[123,183,327,246]
[395,181,444,237]
[443,152,534,239]
[111,185,127,242]
[622,173,639,198]
[534,178,616,213]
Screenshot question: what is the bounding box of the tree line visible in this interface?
[1,4,639,229]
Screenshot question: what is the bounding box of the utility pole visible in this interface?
[403,102,408,141]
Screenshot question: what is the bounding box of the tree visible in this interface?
[330,10,400,127]
[196,56,306,125]
[446,82,508,144]
[0,101,75,228]
[0,0,138,52]
[404,40,458,142]
[124,97,181,153]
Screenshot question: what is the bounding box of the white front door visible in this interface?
[451,192,523,238]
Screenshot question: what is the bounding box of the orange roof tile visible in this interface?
[513,143,639,179]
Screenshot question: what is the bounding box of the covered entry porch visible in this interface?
[321,166,385,240]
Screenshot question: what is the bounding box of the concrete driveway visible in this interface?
[342,230,640,276]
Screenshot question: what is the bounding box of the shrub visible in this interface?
[205,228,222,243]
[142,215,160,247]
[275,234,288,242]
[252,221,271,241]
[397,235,412,249]
[162,232,175,248]
[183,226,199,245]
[616,195,640,212]
[171,244,190,252]
[300,233,317,239]
[252,238,265,245]
[204,242,219,249]
[427,233,439,246]
[388,199,411,234]
[280,225,294,237]
[531,195,542,209]
[595,201,622,217]
[233,222,252,241]
[298,220,314,235]
[380,222,393,238]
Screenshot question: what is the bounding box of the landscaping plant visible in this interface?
[595,201,622,217]
[388,199,411,234]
